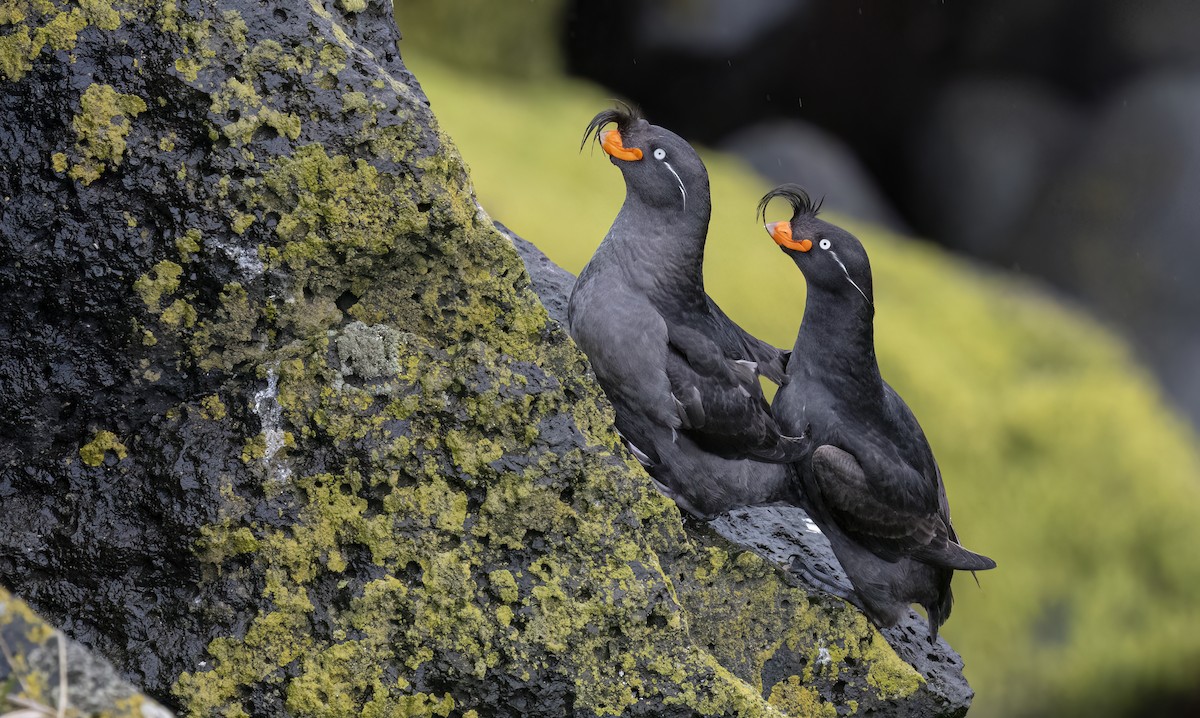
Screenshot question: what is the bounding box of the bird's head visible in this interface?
[758,184,874,307]
[582,103,709,213]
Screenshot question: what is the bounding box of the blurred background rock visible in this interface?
[396,1,1200,716]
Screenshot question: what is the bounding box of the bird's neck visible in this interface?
[789,287,882,392]
[607,194,712,302]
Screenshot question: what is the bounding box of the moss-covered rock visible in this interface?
[0,1,968,716]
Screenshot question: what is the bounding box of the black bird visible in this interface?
[568,105,807,518]
[760,184,995,641]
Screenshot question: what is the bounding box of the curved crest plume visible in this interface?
[581,101,644,152]
[757,183,824,224]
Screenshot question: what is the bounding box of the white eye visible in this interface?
[818,239,832,250]
[653,148,666,160]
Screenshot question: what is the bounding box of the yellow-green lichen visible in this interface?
[176,228,202,259]
[230,210,255,234]
[50,151,68,172]
[64,83,147,185]
[79,429,127,467]
[200,395,227,420]
[767,676,838,718]
[0,25,34,82]
[0,0,122,82]
[133,260,183,312]
[863,631,923,699]
[0,0,26,26]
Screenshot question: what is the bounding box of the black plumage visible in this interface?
[762,184,995,641]
[568,107,807,518]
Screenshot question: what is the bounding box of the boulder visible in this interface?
[1013,71,1200,426]
[907,78,1083,258]
[0,0,972,716]
[721,119,906,231]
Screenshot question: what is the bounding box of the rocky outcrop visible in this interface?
[0,1,971,715]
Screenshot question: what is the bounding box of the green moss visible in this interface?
[191,282,261,372]
[342,90,369,113]
[65,83,147,185]
[170,15,215,82]
[90,13,965,716]
[240,434,266,463]
[79,429,127,467]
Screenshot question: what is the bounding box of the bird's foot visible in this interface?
[789,559,863,609]
[648,477,715,521]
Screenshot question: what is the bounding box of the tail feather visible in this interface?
[916,540,997,572]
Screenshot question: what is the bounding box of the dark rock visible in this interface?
[1095,0,1200,78]
[500,221,574,328]
[908,78,1084,258]
[722,120,907,230]
[0,0,973,714]
[633,0,799,56]
[1012,71,1200,426]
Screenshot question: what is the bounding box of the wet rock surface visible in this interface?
[1,0,970,715]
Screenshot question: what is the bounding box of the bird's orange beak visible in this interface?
[602,129,644,161]
[766,221,812,252]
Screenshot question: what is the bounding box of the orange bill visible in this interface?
[766,222,812,252]
[601,130,644,161]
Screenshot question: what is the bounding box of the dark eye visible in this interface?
[818,239,832,250]
[653,148,666,160]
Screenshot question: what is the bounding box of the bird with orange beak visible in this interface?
[567,105,806,519]
[760,184,995,641]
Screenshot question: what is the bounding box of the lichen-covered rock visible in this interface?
[0,587,174,717]
[0,1,969,716]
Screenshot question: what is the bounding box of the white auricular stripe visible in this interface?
[662,160,687,210]
[828,250,872,306]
